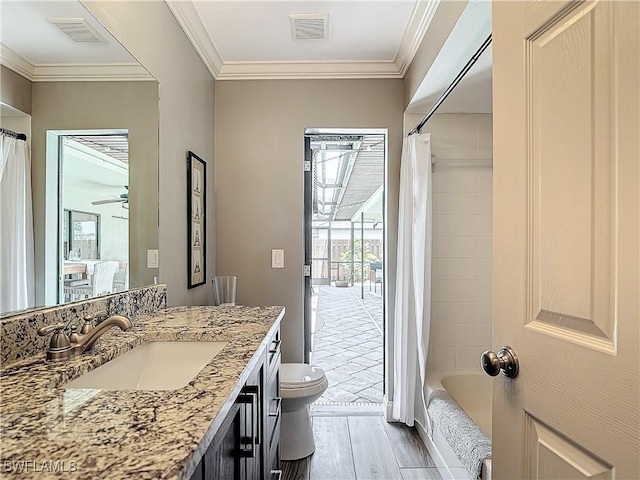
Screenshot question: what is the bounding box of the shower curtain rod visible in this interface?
[409,34,492,136]
[0,127,27,141]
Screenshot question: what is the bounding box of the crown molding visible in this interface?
[165,0,436,81]
[165,0,223,78]
[216,60,403,81]
[32,64,154,82]
[1,44,154,82]
[1,44,35,81]
[394,0,441,76]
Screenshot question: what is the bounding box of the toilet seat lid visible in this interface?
[281,363,326,389]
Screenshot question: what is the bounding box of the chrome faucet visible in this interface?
[38,312,132,361]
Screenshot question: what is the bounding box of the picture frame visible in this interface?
[187,151,206,288]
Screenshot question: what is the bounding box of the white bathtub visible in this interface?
[422,370,493,480]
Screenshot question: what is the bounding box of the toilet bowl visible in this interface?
[280,363,328,460]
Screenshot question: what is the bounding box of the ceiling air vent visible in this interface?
[289,13,328,41]
[47,18,106,43]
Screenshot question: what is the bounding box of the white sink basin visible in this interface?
[65,341,228,391]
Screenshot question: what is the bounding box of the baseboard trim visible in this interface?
[383,397,394,421]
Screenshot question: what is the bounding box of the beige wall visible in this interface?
[215,79,404,362]
[31,81,160,303]
[83,1,216,306]
[403,1,467,109]
[1,65,32,115]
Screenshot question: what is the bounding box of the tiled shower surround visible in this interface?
[425,113,493,370]
[0,284,167,365]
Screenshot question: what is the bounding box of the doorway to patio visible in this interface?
[304,129,386,406]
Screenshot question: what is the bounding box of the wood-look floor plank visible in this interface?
[282,457,310,480]
[383,421,436,468]
[348,416,403,479]
[309,416,356,480]
[400,467,443,480]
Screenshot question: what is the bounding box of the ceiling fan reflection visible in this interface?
[92,186,128,206]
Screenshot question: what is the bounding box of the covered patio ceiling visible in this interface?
[310,133,384,223]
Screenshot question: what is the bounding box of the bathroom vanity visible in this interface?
[190,326,281,480]
[0,303,283,479]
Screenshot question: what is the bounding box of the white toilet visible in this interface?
[280,363,328,460]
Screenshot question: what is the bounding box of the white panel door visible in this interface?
[492,1,639,478]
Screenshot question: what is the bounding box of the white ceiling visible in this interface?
[0,1,152,81]
[194,1,415,62]
[166,0,440,79]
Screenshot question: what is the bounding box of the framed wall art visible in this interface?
[187,151,206,288]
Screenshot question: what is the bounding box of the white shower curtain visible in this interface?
[0,134,35,312]
[392,133,432,426]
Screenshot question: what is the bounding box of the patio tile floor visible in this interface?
[311,285,383,404]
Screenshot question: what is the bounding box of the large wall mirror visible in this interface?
[0,0,159,315]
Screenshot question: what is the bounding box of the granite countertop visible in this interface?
[0,305,284,479]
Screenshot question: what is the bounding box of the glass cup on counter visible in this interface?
[212,275,237,306]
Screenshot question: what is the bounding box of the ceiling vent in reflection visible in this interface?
[47,18,106,43]
[289,13,328,41]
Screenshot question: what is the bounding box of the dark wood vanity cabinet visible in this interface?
[190,327,281,480]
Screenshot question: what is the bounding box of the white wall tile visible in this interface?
[456,324,478,347]
[454,147,479,160]
[453,280,478,302]
[477,114,493,149]
[455,169,479,192]
[477,258,493,281]
[454,115,478,149]
[455,302,479,324]
[477,236,493,258]
[429,128,455,150]
[434,192,455,214]
[478,192,492,215]
[433,170,454,193]
[478,215,492,236]
[433,236,456,258]
[434,346,456,370]
[454,237,478,258]
[455,347,480,369]
[434,302,457,323]
[433,258,478,280]
[432,258,448,280]
[427,113,493,370]
[478,302,493,325]
[478,169,493,193]
[455,192,478,215]
[438,323,458,347]
[455,214,479,236]
[434,215,455,236]
[478,148,493,160]
[432,146,455,160]
[477,327,493,350]
[478,281,493,303]
[450,258,478,280]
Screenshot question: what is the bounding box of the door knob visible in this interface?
[481,346,519,378]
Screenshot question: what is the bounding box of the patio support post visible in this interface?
[350,221,355,286]
[361,212,364,299]
[328,220,332,282]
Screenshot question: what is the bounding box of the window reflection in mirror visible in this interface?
[63,210,100,260]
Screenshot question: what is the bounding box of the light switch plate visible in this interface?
[272,249,284,268]
[147,249,159,268]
